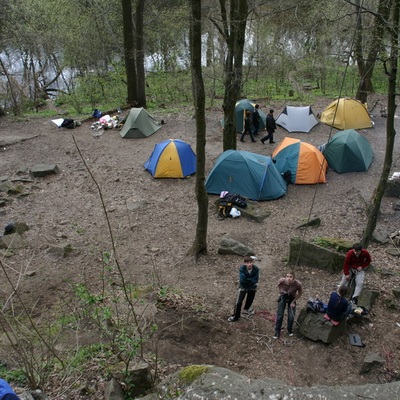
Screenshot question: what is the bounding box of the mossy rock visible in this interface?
[179,365,210,384]
[311,237,353,253]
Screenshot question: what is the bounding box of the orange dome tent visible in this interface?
[272,137,327,184]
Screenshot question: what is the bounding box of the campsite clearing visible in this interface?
[0,95,400,397]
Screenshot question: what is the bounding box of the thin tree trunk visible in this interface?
[354,0,393,103]
[362,0,398,247]
[188,0,208,258]
[135,0,146,108]
[220,0,248,151]
[0,57,20,116]
[121,0,138,106]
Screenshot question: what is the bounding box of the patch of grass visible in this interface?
[178,365,210,384]
[0,363,26,385]
[68,343,111,369]
[311,237,352,253]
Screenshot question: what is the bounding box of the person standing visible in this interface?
[261,109,277,144]
[252,104,261,137]
[326,286,352,324]
[240,111,257,142]
[274,271,302,338]
[228,256,259,322]
[339,243,371,304]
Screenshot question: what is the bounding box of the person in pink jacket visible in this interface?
[339,243,371,304]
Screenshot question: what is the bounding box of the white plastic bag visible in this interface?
[229,207,241,218]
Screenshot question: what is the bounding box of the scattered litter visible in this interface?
[349,333,366,347]
[396,322,400,328]
[389,171,400,180]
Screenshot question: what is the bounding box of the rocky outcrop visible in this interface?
[288,237,346,273]
[218,235,255,256]
[137,365,400,400]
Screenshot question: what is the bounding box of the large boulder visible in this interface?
[137,365,400,400]
[297,307,346,344]
[288,237,345,273]
[218,235,255,256]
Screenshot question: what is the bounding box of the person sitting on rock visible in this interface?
[338,243,371,304]
[325,285,352,325]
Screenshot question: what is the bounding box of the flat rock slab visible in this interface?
[30,164,60,177]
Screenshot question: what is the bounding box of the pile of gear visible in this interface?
[217,191,248,219]
[90,109,123,137]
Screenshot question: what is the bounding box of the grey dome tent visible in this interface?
[275,105,318,133]
[323,129,373,173]
[119,108,162,138]
[205,150,287,201]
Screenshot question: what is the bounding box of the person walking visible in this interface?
[240,111,257,142]
[252,104,261,136]
[261,109,277,144]
[228,256,259,322]
[338,243,371,304]
[274,271,302,338]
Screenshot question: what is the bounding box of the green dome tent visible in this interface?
[221,99,267,132]
[119,108,162,138]
[205,150,287,201]
[323,129,373,173]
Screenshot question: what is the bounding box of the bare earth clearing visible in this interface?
[1,95,400,398]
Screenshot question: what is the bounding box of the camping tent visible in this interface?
[275,106,319,133]
[320,98,372,130]
[119,108,162,138]
[323,129,373,173]
[144,139,196,178]
[220,99,267,132]
[205,150,287,201]
[272,137,327,184]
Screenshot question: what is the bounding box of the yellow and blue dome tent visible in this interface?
[144,139,196,178]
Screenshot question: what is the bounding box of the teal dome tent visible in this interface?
[323,129,373,173]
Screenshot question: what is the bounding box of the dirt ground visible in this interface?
[1,95,400,397]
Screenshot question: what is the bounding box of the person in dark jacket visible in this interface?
[251,104,261,136]
[240,111,257,142]
[228,256,259,322]
[261,109,277,144]
[0,379,19,400]
[326,286,352,323]
[338,243,371,304]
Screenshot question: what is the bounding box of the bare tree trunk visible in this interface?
[216,0,248,151]
[0,57,20,116]
[121,0,138,106]
[354,0,393,103]
[135,0,146,108]
[362,0,399,247]
[188,0,208,259]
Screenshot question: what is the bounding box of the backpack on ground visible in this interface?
[217,199,233,219]
[222,193,248,208]
[60,118,76,129]
[306,298,327,313]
